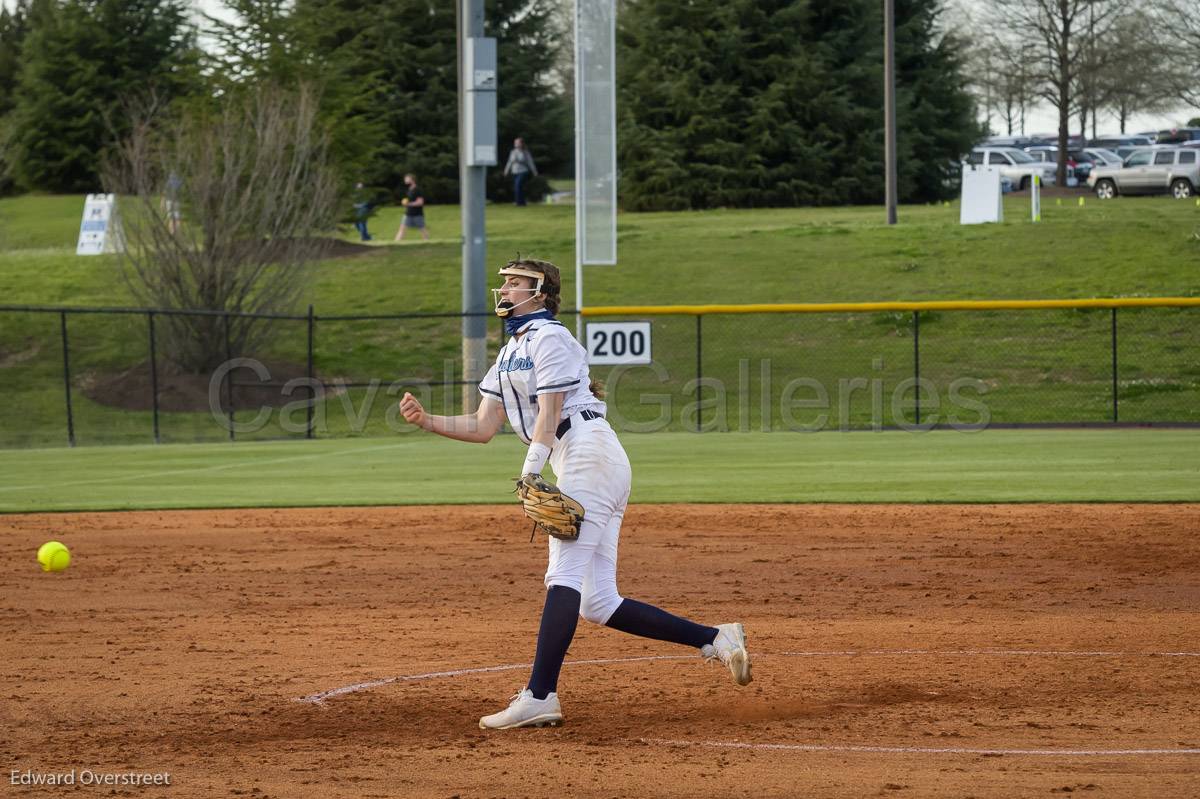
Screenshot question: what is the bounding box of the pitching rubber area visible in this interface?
[4,504,1199,797]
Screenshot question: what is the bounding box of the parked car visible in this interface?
[1088,147,1199,199]
[981,135,1042,150]
[1023,146,1094,181]
[1113,144,1153,161]
[1083,147,1124,167]
[1026,132,1087,149]
[1156,127,1200,145]
[1090,135,1154,152]
[966,147,1057,190]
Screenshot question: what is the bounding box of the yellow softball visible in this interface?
[37,541,71,573]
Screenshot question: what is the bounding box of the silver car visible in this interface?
[966,147,1057,190]
[1023,146,1092,182]
[1083,147,1123,167]
[1090,135,1154,150]
[1088,147,1199,199]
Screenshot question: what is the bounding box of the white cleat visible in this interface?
[702,622,753,686]
[479,688,564,730]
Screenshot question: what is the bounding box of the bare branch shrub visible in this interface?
[103,84,338,373]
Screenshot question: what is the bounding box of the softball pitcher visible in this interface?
[399,258,751,730]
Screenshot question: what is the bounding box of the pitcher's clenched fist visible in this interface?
[399,392,430,429]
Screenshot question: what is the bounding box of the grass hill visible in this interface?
[1,193,1197,447]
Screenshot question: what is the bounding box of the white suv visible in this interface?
[966,148,1057,190]
[1088,147,1199,199]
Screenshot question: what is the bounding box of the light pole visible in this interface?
[458,0,493,412]
[884,0,898,225]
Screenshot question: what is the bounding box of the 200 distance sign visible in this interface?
[586,322,651,365]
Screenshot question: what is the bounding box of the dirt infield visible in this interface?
[3,504,1199,798]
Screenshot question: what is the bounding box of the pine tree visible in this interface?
[284,0,569,204]
[892,0,982,203]
[617,0,752,210]
[0,0,32,119]
[617,0,861,210]
[7,0,200,192]
[489,0,571,203]
[805,0,885,204]
[205,0,387,202]
[0,0,33,194]
[738,0,844,206]
[203,0,303,86]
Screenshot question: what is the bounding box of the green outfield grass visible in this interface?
[0,429,1196,513]
[2,193,1198,446]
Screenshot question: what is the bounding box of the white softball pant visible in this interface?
[545,413,632,625]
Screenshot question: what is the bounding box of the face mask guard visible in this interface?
[493,265,546,318]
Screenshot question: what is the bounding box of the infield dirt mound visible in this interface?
[2,504,1198,798]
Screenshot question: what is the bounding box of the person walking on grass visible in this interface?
[353,182,373,241]
[394,173,430,242]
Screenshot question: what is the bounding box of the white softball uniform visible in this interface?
[480,317,631,624]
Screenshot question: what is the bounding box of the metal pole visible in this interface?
[60,311,75,447]
[224,313,235,441]
[148,311,160,444]
[695,314,703,433]
[574,0,584,341]
[1111,307,1118,423]
[883,0,898,225]
[306,303,315,439]
[460,0,489,412]
[575,245,584,341]
[913,310,920,426]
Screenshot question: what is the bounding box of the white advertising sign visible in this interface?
[76,194,124,255]
[959,166,1003,225]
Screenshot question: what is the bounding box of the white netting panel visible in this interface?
[576,0,616,265]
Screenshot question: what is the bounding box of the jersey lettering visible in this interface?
[479,318,605,444]
[498,354,534,373]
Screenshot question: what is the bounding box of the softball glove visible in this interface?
[514,474,584,541]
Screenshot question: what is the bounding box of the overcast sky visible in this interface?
[6,0,1195,136]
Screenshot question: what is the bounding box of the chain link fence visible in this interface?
[586,303,1200,431]
[1,301,1197,448]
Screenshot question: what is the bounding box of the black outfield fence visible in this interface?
[1,298,1198,448]
[584,300,1200,433]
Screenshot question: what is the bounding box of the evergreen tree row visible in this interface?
[0,0,570,203]
[1,0,978,208]
[617,0,982,209]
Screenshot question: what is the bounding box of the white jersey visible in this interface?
[479,317,606,444]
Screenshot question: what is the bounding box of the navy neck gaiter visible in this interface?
[506,309,554,336]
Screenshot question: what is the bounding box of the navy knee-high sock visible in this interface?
[605,598,718,649]
[527,585,581,700]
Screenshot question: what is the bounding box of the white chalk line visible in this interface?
[298,655,695,704]
[294,651,1200,759]
[0,440,411,493]
[642,738,1200,757]
[776,648,1200,658]
[296,648,1200,704]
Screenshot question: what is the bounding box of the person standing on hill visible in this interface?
[503,138,538,206]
